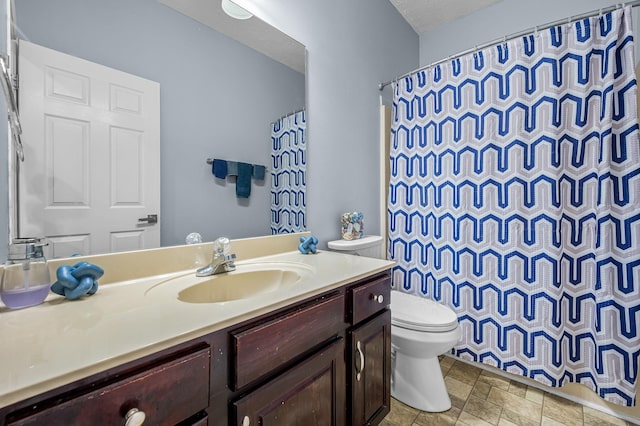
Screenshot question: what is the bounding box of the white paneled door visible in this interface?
[18,41,161,258]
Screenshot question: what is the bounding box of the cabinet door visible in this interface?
[350,310,391,426]
[233,338,345,426]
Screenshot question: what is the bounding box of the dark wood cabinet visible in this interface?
[232,293,345,390]
[6,347,211,426]
[347,273,392,425]
[232,338,346,426]
[349,310,391,425]
[1,270,392,426]
[349,275,390,325]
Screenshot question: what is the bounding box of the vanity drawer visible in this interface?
[349,274,391,325]
[232,293,345,390]
[9,347,210,426]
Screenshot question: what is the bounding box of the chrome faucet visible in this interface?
[196,237,236,276]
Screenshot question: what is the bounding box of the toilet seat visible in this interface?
[391,291,458,333]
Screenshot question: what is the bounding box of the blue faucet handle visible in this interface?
[298,236,318,254]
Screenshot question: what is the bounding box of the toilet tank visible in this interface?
[327,235,384,258]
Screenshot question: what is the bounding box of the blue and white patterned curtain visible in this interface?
[388,7,640,405]
[271,110,306,234]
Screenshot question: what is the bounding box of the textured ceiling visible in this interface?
[389,0,504,34]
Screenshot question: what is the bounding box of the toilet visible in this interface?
[328,236,461,412]
[327,235,384,258]
[390,290,461,412]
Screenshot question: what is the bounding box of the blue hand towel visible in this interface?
[227,161,238,176]
[212,159,227,179]
[252,164,266,180]
[236,162,252,198]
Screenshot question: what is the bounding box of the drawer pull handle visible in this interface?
[371,294,384,304]
[124,408,146,426]
[242,415,251,426]
[355,340,365,381]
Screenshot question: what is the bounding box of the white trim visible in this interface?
[379,103,389,258]
[6,0,16,245]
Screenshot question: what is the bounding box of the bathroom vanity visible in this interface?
[0,234,394,425]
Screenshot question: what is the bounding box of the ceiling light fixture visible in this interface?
[221,0,253,20]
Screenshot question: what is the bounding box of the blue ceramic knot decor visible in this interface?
[51,262,104,300]
[298,236,318,254]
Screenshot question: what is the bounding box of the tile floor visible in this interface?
[381,356,635,426]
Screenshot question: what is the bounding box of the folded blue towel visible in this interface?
[227,161,238,176]
[252,164,266,180]
[236,162,252,198]
[212,159,227,179]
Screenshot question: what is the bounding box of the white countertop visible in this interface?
[0,247,394,408]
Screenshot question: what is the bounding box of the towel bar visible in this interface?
[205,158,267,171]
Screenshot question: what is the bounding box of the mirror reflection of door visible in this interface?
[18,40,161,258]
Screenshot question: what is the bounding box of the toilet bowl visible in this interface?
[390,290,461,412]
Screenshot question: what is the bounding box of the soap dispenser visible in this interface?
[1,238,51,309]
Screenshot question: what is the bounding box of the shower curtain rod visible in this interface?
[271,107,306,124]
[378,1,640,91]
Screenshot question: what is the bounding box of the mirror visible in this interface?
[11,0,306,257]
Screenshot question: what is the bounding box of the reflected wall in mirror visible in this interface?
[12,0,306,257]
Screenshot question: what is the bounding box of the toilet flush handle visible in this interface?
[370,293,384,304]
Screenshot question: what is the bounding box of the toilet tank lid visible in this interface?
[391,291,459,331]
[327,235,383,251]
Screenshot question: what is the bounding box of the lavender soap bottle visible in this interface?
[1,238,51,309]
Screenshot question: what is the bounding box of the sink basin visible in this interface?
[145,262,313,303]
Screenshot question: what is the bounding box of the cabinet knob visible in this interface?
[242,415,251,426]
[124,408,146,426]
[371,294,384,304]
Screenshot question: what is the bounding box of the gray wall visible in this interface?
[419,0,629,66]
[13,0,305,248]
[234,0,419,247]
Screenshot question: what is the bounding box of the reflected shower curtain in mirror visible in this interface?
[388,7,640,405]
[271,110,306,234]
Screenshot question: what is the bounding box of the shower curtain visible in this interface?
[388,7,640,405]
[270,110,306,234]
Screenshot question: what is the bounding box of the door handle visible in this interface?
[138,214,158,224]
